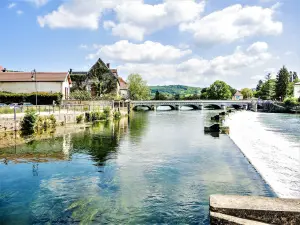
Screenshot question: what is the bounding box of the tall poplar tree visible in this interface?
[275,66,290,100]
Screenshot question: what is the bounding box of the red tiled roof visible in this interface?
[0,72,70,82]
[118,77,128,89]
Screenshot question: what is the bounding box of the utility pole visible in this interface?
[31,69,37,107]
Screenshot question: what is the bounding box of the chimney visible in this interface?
[106,63,110,68]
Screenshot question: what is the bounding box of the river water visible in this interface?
[0,111,275,224]
[225,111,300,198]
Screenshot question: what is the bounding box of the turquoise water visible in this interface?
[0,111,274,224]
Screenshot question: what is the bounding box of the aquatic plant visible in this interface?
[76,114,84,123]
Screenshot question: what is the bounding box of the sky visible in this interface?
[0,0,299,89]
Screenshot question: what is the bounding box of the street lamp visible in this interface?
[31,69,37,107]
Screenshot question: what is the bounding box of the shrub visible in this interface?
[103,107,111,119]
[76,114,84,123]
[113,110,121,120]
[49,115,57,127]
[85,112,91,122]
[20,110,37,135]
[0,92,62,105]
[284,97,299,107]
[70,90,92,101]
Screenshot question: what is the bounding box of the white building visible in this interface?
[0,72,72,100]
[294,82,300,99]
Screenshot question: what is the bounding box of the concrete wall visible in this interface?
[0,79,70,100]
[294,84,300,98]
[210,195,300,224]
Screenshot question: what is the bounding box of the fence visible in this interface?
[0,101,129,115]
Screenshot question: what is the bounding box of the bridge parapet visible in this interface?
[131,100,254,111]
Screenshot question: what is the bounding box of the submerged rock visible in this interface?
[204,124,220,132]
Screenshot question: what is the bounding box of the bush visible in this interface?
[113,110,121,120]
[70,90,92,101]
[20,110,37,135]
[284,97,299,107]
[49,115,57,127]
[0,92,62,105]
[85,112,91,122]
[103,107,111,119]
[36,115,56,131]
[76,114,84,123]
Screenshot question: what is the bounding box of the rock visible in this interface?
[204,124,220,132]
[211,115,220,121]
[220,126,230,134]
[219,112,226,116]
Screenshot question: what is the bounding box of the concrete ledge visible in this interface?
[210,212,268,225]
[210,195,300,224]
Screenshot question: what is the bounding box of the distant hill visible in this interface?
[150,85,202,97]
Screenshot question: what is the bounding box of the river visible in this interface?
[0,110,275,224]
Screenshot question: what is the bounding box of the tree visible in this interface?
[260,79,276,100]
[256,80,263,91]
[228,86,237,96]
[127,74,150,100]
[241,88,253,99]
[206,80,232,100]
[155,90,160,100]
[275,66,290,101]
[293,72,299,82]
[265,73,272,81]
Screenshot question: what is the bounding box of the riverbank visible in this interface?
[224,111,300,198]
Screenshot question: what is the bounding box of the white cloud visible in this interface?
[116,42,273,86]
[37,0,123,29]
[180,4,282,46]
[26,0,49,7]
[16,10,24,15]
[8,3,16,9]
[87,40,192,63]
[251,75,265,80]
[37,0,205,40]
[105,0,205,41]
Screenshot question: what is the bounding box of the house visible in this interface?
[232,91,243,100]
[70,58,129,99]
[294,82,300,98]
[0,71,72,100]
[118,77,129,99]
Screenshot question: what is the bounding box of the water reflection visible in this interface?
[0,113,274,224]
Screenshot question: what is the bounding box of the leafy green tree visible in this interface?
[241,88,253,99]
[155,90,160,100]
[260,79,276,100]
[174,93,180,100]
[228,86,237,96]
[127,74,150,100]
[275,66,290,101]
[206,80,232,100]
[256,80,263,91]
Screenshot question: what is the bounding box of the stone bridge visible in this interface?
[131,100,254,111]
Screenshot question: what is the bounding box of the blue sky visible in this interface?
[0,0,299,89]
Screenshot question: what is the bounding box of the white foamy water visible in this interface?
[224,111,300,198]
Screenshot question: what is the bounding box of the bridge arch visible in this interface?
[156,105,176,110]
[231,104,243,110]
[133,105,152,111]
[181,104,200,110]
[205,104,222,109]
